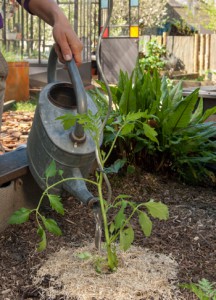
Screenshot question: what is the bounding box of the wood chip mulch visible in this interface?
[0,111,34,154]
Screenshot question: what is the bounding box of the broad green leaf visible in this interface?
[144,201,169,220]
[118,70,129,93]
[56,113,76,130]
[119,76,136,114]
[48,194,64,215]
[45,160,57,178]
[200,106,216,123]
[42,217,62,236]
[9,208,31,224]
[121,123,134,135]
[190,98,203,124]
[77,251,92,260]
[138,211,152,237]
[169,80,183,105]
[143,123,159,144]
[109,222,115,234]
[37,227,47,252]
[125,111,149,122]
[120,226,134,251]
[104,159,126,174]
[165,89,199,133]
[114,204,126,230]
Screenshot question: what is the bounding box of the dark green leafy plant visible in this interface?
[181,278,216,300]
[90,64,216,184]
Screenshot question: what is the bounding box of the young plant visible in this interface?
[181,278,216,300]
[9,110,169,272]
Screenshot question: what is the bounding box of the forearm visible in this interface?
[28,0,67,27]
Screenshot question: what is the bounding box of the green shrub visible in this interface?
[89,64,216,184]
[139,38,167,72]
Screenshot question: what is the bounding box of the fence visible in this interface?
[140,33,216,80]
[0,0,92,65]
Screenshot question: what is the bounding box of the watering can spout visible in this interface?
[63,168,98,207]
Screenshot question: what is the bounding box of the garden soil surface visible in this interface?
[0,110,216,300]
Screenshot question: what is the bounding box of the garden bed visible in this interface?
[0,110,215,299]
[0,169,215,299]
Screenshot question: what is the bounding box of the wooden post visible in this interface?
[156,35,162,45]
[162,31,167,46]
[199,34,205,76]
[194,33,199,73]
[204,34,210,79]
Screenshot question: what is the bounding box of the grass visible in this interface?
[11,95,38,112]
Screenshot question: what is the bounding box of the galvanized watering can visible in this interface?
[27,47,102,206]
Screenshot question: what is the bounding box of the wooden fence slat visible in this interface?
[194,33,199,73]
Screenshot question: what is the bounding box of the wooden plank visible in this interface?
[0,147,29,186]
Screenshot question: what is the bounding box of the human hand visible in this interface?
[52,18,83,66]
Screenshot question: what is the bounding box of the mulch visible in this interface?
[0,109,215,299]
[0,110,34,154]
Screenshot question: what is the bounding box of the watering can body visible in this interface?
[27,48,102,205]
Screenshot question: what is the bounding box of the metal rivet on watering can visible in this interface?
[27,46,103,208]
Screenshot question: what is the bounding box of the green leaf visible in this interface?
[45,160,57,178]
[114,203,127,230]
[119,76,136,114]
[9,208,31,224]
[143,123,159,144]
[125,111,149,122]
[42,217,62,236]
[144,201,169,220]
[121,123,134,135]
[48,194,64,215]
[190,98,203,124]
[169,80,183,105]
[120,226,134,251]
[180,283,209,300]
[165,89,200,133]
[56,113,76,130]
[58,169,64,176]
[200,106,216,122]
[109,222,115,234]
[138,211,152,237]
[104,159,126,174]
[37,227,47,252]
[114,194,132,200]
[127,165,135,174]
[77,251,92,260]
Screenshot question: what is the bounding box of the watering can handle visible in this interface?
[47,46,87,142]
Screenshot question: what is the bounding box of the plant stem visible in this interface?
[97,172,116,270]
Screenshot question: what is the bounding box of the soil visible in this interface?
[0,110,216,299]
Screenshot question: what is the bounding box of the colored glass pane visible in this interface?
[130,0,139,6]
[130,26,139,37]
[100,26,109,38]
[101,0,108,8]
